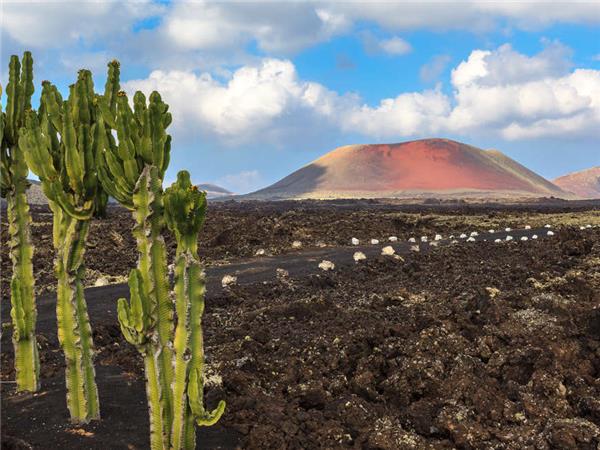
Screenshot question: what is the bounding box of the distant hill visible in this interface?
[1,181,233,207]
[197,183,234,199]
[242,138,569,200]
[553,167,600,199]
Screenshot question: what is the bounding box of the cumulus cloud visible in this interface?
[124,43,600,144]
[5,1,600,69]
[1,0,162,48]
[123,59,347,145]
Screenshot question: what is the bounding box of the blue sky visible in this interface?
[2,1,599,192]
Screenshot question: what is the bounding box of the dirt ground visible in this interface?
[1,199,599,299]
[1,199,600,449]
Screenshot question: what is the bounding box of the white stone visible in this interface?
[521,236,528,241]
[547,231,555,236]
[388,236,398,242]
[276,268,289,278]
[381,246,395,256]
[221,275,237,287]
[467,237,476,242]
[351,237,360,245]
[488,229,495,233]
[434,234,442,241]
[370,239,379,245]
[459,233,467,239]
[429,241,439,247]
[532,234,538,239]
[420,236,428,242]
[545,224,552,228]
[255,248,265,256]
[470,231,479,237]
[494,239,502,243]
[291,240,302,249]
[408,237,416,243]
[94,277,109,287]
[506,236,513,241]
[586,224,592,228]
[525,225,531,230]
[353,251,366,262]
[410,245,420,252]
[318,260,335,271]
[505,227,512,232]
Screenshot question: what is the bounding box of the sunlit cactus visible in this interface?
[0,52,40,393]
[18,69,103,423]
[165,171,225,449]
[97,61,176,448]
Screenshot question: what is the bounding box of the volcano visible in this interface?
[553,167,600,199]
[244,139,568,200]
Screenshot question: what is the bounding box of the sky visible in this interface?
[1,1,599,193]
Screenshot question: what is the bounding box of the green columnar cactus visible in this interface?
[164,171,225,449]
[97,63,176,447]
[0,52,40,393]
[19,70,102,423]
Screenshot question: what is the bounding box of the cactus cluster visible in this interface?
[98,66,223,447]
[1,52,40,393]
[19,69,103,422]
[3,52,225,446]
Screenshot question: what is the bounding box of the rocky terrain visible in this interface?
[1,199,599,449]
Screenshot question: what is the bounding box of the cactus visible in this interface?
[97,63,176,448]
[164,171,225,449]
[19,69,102,422]
[0,52,40,393]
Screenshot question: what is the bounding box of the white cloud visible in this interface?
[123,59,345,144]
[216,170,263,194]
[123,43,600,145]
[1,0,162,48]
[361,32,412,56]
[378,37,412,55]
[5,1,599,69]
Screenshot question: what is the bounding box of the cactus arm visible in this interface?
[131,166,174,438]
[186,262,226,429]
[6,176,39,392]
[20,52,34,112]
[5,55,21,142]
[170,252,192,449]
[54,211,99,422]
[2,53,40,393]
[104,60,120,117]
[164,171,224,449]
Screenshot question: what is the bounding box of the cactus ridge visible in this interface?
[1,51,40,393]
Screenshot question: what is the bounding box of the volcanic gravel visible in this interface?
[1,200,600,449]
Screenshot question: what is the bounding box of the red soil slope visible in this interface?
[553,167,600,199]
[247,139,567,199]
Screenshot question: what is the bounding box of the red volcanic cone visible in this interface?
[246,139,569,200]
[554,167,600,199]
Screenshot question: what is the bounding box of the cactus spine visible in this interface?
[164,171,225,449]
[97,62,175,448]
[0,52,40,393]
[19,70,102,422]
